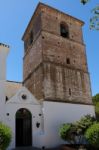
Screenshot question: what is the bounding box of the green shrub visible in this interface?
[59,115,96,145]
[0,122,12,150]
[92,93,99,120]
[74,115,95,135]
[59,123,77,144]
[85,123,99,148]
[59,124,71,141]
[92,93,99,104]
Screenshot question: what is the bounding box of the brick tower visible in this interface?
[22,3,92,105]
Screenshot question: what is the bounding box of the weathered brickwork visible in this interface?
[23,35,42,80]
[42,31,87,72]
[24,64,44,101]
[23,3,93,105]
[23,13,42,52]
[43,63,92,104]
[41,10,83,44]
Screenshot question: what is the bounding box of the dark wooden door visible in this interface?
[16,108,32,147]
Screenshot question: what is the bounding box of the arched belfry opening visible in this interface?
[15,108,32,147]
[60,23,69,38]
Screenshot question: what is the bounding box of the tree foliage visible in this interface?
[80,0,99,30]
[80,0,90,5]
[92,93,99,103]
[59,124,71,141]
[59,115,95,145]
[0,122,12,150]
[74,115,95,135]
[90,6,99,30]
[92,93,99,120]
[85,123,99,148]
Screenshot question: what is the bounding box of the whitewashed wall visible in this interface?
[0,44,9,122]
[34,101,95,148]
[0,45,9,80]
[0,81,6,122]
[5,87,42,150]
[3,85,95,150]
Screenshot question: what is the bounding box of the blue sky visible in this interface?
[0,0,98,95]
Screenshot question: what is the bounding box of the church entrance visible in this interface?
[15,108,32,147]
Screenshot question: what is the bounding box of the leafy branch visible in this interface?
[80,0,99,30]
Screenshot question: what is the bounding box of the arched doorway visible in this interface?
[16,108,32,147]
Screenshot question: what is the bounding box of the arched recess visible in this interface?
[15,108,32,147]
[60,22,69,38]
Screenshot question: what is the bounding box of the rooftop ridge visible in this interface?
[7,80,22,84]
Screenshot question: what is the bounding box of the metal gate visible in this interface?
[16,108,32,147]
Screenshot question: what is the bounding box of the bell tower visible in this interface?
[22,3,92,105]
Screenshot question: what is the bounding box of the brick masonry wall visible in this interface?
[42,31,88,72]
[23,3,93,105]
[43,62,92,104]
[24,64,44,102]
[23,35,42,80]
[41,6,84,44]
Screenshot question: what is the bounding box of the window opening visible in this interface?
[67,58,70,64]
[60,23,69,38]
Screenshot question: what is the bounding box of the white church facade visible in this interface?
[0,3,95,150]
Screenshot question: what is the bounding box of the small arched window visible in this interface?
[60,23,69,38]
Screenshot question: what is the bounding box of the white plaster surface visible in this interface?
[33,101,95,148]
[5,87,42,150]
[0,45,9,121]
